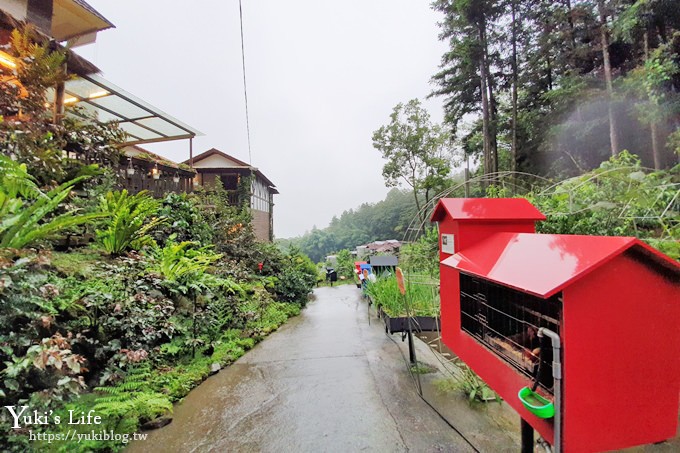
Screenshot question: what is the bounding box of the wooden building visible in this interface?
[186,149,278,242]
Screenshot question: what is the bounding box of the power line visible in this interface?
[238,0,252,164]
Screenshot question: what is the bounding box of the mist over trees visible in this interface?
[431,0,680,175]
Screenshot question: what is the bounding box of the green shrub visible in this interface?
[151,240,222,295]
[0,155,103,248]
[96,190,165,256]
[194,179,258,266]
[333,249,355,279]
[272,248,317,304]
[153,192,213,246]
[528,152,679,259]
[400,228,439,276]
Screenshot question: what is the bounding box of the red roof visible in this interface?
[431,198,546,222]
[442,232,680,298]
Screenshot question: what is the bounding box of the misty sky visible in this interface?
[75,0,448,238]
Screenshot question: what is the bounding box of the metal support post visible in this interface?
[407,322,416,364]
[521,418,534,453]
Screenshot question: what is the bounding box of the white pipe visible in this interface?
[538,327,562,453]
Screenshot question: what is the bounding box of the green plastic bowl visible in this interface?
[518,387,555,419]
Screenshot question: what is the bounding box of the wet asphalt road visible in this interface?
[126,285,474,453]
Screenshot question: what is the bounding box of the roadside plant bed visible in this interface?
[0,151,316,452]
[366,273,440,334]
[378,306,440,334]
[0,247,304,452]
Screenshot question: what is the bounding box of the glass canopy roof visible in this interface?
[61,73,202,145]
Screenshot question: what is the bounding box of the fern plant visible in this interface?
[93,363,172,431]
[150,239,225,355]
[96,189,166,255]
[151,239,222,296]
[0,155,103,248]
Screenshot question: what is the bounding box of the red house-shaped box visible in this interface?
[431,198,680,452]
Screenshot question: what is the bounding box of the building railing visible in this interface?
[118,156,195,197]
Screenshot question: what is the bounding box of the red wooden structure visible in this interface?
[432,198,680,452]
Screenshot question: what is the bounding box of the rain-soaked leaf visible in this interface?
[629,171,646,181]
[4,378,19,391]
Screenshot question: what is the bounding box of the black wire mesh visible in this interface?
[460,273,561,393]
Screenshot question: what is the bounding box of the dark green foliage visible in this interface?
[400,228,440,276]
[194,177,257,264]
[153,192,213,246]
[272,248,317,305]
[431,0,680,176]
[0,251,91,406]
[333,249,355,280]
[0,155,103,248]
[291,188,419,262]
[96,190,165,255]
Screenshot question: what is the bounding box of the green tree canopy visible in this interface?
[372,99,454,222]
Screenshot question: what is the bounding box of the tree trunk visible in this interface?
[481,16,498,175]
[645,31,662,169]
[650,122,661,169]
[565,0,584,129]
[414,189,423,223]
[656,17,667,43]
[411,165,424,223]
[511,0,519,173]
[598,0,620,157]
[479,25,491,178]
[486,43,499,174]
[565,0,577,65]
[545,49,554,91]
[540,15,555,92]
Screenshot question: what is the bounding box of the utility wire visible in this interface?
[384,331,482,453]
[238,0,252,164]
